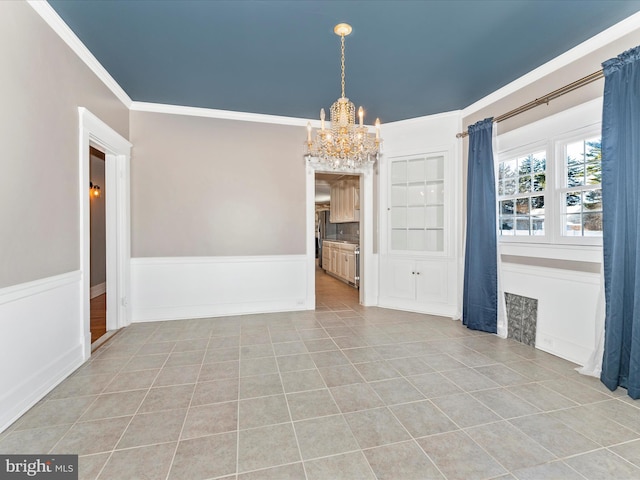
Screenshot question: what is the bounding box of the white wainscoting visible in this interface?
[501,262,600,366]
[0,271,85,432]
[131,255,309,322]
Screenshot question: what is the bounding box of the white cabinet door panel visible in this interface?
[381,258,415,301]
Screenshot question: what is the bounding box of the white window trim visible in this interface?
[495,98,603,259]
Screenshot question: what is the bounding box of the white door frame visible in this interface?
[305,164,376,307]
[79,107,132,359]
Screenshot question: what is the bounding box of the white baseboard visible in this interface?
[90,282,106,299]
[0,344,84,432]
[377,298,458,319]
[536,332,592,366]
[131,255,309,322]
[0,271,85,432]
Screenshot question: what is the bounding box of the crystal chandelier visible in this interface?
[305,23,381,170]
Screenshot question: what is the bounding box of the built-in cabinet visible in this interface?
[323,240,357,285]
[381,258,448,304]
[330,179,360,223]
[378,141,460,317]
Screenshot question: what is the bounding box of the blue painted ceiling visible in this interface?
[49,0,640,123]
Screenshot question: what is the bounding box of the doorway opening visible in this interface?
[315,172,361,306]
[89,146,107,344]
[79,107,132,359]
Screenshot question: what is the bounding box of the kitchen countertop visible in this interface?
[323,239,359,245]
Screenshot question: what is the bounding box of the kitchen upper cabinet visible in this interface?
[330,179,360,223]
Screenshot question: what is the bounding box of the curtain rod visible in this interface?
[456,69,604,138]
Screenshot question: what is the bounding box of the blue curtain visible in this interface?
[463,118,497,333]
[601,46,640,399]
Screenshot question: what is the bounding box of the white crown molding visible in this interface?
[131,102,382,131]
[461,11,640,118]
[27,0,132,108]
[131,101,313,127]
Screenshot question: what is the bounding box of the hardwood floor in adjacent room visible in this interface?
[90,293,106,343]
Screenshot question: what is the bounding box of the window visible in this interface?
[498,151,546,236]
[560,137,602,237]
[495,98,603,247]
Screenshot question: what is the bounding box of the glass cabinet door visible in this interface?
[390,154,445,252]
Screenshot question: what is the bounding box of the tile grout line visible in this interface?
[162,332,210,480]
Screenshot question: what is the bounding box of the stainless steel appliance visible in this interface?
[317,210,329,268]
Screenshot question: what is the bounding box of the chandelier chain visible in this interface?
[340,33,346,99]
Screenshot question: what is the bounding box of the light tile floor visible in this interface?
[2,269,640,479]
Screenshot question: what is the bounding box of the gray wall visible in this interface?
[0,1,129,288]
[90,155,106,287]
[130,111,307,257]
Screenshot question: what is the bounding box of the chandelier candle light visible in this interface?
[305,23,381,170]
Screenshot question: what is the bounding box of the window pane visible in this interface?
[498,163,506,180]
[566,192,581,208]
[407,159,426,182]
[533,173,546,192]
[425,156,444,180]
[391,230,407,250]
[515,218,530,235]
[532,217,545,235]
[501,200,514,215]
[426,230,444,251]
[518,175,531,193]
[391,161,407,184]
[407,206,425,228]
[407,230,427,251]
[425,205,443,228]
[565,214,581,236]
[516,197,530,215]
[391,185,406,206]
[504,179,516,195]
[503,160,517,178]
[408,185,425,205]
[567,164,585,187]
[518,155,532,175]
[532,152,546,173]
[498,180,504,196]
[500,217,514,235]
[567,141,584,167]
[585,139,602,162]
[584,189,602,211]
[391,207,407,228]
[531,195,545,214]
[583,212,603,235]
[586,161,601,185]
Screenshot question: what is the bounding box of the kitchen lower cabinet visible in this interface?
[322,241,358,286]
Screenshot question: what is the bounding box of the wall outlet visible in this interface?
[539,335,555,349]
